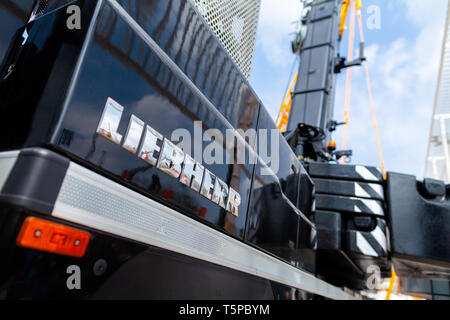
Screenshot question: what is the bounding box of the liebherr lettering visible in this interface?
[96,97,241,216]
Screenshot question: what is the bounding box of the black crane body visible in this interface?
[0,0,447,300]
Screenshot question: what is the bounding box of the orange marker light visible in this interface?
[16,217,90,258]
[327,140,337,152]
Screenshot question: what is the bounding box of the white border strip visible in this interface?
[53,161,353,300]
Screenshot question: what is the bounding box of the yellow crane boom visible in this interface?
[275,72,299,133]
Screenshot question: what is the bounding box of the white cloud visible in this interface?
[398,0,448,26]
[252,0,448,178]
[256,0,302,67]
[333,3,447,178]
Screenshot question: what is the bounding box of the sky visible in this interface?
[250,0,449,179]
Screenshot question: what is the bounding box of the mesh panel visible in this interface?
[31,0,74,20]
[36,0,50,15]
[191,0,261,80]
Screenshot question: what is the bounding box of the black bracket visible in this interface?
[292,88,329,96]
[334,42,366,74]
[333,150,353,162]
[327,120,346,132]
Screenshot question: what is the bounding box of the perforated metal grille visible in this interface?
[191,0,261,80]
[36,0,50,15]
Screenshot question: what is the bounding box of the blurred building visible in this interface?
[191,0,261,80]
[425,1,450,182]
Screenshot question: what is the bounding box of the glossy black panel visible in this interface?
[315,211,341,251]
[115,0,254,129]
[0,0,99,150]
[315,210,391,289]
[52,1,259,239]
[0,0,34,65]
[0,0,317,269]
[388,173,450,280]
[245,107,316,273]
[245,162,299,262]
[346,217,391,279]
[316,250,367,290]
[299,165,315,217]
[0,208,316,300]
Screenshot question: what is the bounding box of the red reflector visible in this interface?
[199,207,207,218]
[16,217,90,258]
[162,190,175,200]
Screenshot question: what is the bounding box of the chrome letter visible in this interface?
[96,97,124,144]
[213,178,229,209]
[200,169,216,201]
[139,125,163,166]
[227,188,241,217]
[180,154,204,192]
[122,115,144,154]
[157,139,185,178]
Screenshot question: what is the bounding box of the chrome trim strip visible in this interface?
[0,151,20,191]
[53,161,353,300]
[106,0,315,229]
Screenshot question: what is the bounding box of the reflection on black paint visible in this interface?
[0,0,316,274]
[56,1,259,239]
[0,0,34,64]
[245,107,316,273]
